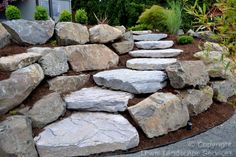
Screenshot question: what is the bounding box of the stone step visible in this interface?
[126,58,177,70]
[135,41,174,49]
[132,30,152,35]
[34,112,139,157]
[129,49,183,58]
[93,69,167,94]
[133,33,167,41]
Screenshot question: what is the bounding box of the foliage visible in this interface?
[129,24,153,31]
[34,6,48,20]
[59,10,72,22]
[5,5,21,20]
[75,9,88,24]
[177,35,194,44]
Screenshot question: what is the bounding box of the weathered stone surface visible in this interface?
[194,50,230,64]
[65,44,119,72]
[133,33,167,41]
[55,22,89,46]
[166,61,209,89]
[132,30,152,35]
[35,112,139,157]
[2,19,55,45]
[127,58,177,70]
[129,49,183,58]
[204,42,229,52]
[28,93,66,128]
[27,47,53,56]
[177,29,184,36]
[128,92,189,138]
[179,86,213,116]
[38,49,69,76]
[112,41,134,54]
[122,31,133,41]
[211,80,236,103]
[135,41,174,49]
[93,69,167,94]
[89,24,122,43]
[0,116,38,157]
[65,87,133,112]
[115,25,126,34]
[0,53,41,71]
[206,62,234,79]
[48,75,90,93]
[0,64,44,115]
[0,23,11,49]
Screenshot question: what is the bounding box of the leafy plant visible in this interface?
[129,24,153,31]
[59,10,72,22]
[34,6,48,20]
[177,35,194,44]
[5,5,21,20]
[75,9,88,24]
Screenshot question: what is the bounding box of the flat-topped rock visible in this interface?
[132,30,152,35]
[129,49,183,58]
[126,58,177,70]
[112,40,134,55]
[133,33,167,41]
[64,87,133,112]
[135,41,174,49]
[34,112,139,157]
[93,69,167,94]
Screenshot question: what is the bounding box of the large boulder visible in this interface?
[204,42,229,52]
[65,44,119,72]
[55,22,89,46]
[34,112,139,157]
[135,41,174,49]
[28,93,66,128]
[194,50,230,64]
[89,24,122,43]
[133,33,167,41]
[0,64,44,115]
[166,61,209,89]
[129,49,183,58]
[0,116,38,157]
[27,47,53,56]
[0,23,11,48]
[2,19,55,45]
[112,40,134,55]
[128,92,189,138]
[64,87,133,112]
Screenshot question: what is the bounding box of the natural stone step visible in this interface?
[135,41,174,49]
[93,69,167,94]
[34,112,139,157]
[64,87,133,112]
[129,49,183,58]
[126,58,177,70]
[132,30,152,35]
[133,33,167,41]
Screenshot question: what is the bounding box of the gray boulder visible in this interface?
[204,42,229,52]
[132,30,152,35]
[0,23,11,48]
[115,25,126,34]
[112,40,134,55]
[27,47,53,56]
[135,41,174,49]
[129,49,183,58]
[133,33,167,41]
[122,31,134,41]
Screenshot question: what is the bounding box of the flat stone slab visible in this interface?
[135,41,174,49]
[93,69,167,94]
[64,87,133,112]
[132,30,152,35]
[126,58,177,70]
[133,33,167,41]
[129,49,183,58]
[34,112,139,157]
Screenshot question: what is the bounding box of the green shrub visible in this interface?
[5,5,21,20]
[129,24,153,31]
[34,6,49,20]
[59,10,72,22]
[75,9,88,24]
[177,35,194,44]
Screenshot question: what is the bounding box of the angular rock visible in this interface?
[34,112,139,157]
[129,49,183,58]
[204,42,229,52]
[194,50,230,64]
[166,61,209,89]
[27,47,53,56]
[115,25,126,34]
[55,22,89,46]
[122,31,133,41]
[28,93,66,128]
[177,29,184,36]
[128,92,189,138]
[127,58,177,70]
[0,53,41,71]
[0,23,11,49]
[93,69,167,94]
[133,33,167,41]
[38,49,69,76]
[65,87,133,112]
[132,30,152,35]
[179,86,213,116]
[0,64,44,115]
[211,80,236,103]
[135,41,174,49]
[206,62,234,79]
[112,40,134,54]
[0,116,38,157]
[65,44,119,72]
[89,24,122,43]
[2,19,55,45]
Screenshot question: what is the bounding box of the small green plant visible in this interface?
[75,9,88,24]
[177,35,194,44]
[5,5,21,20]
[34,6,49,20]
[129,24,153,31]
[59,10,72,22]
